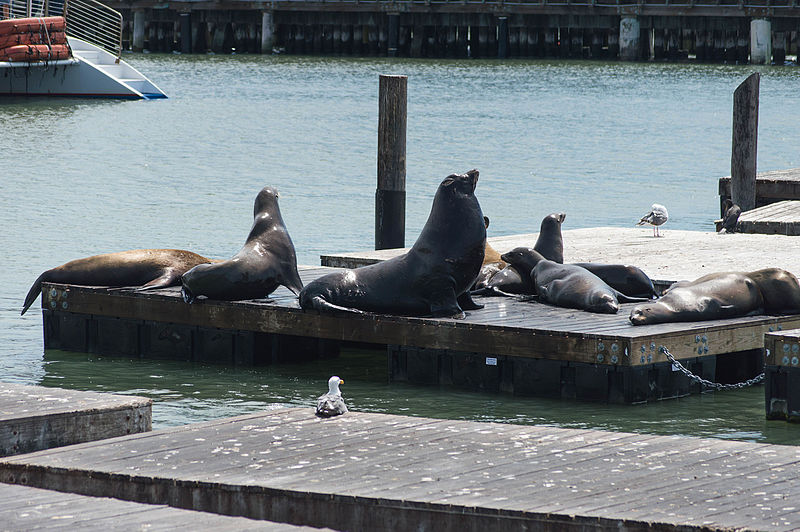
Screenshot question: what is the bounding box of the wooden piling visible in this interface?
[376,74,407,250]
[180,13,191,53]
[387,13,399,57]
[731,72,760,212]
[497,16,508,58]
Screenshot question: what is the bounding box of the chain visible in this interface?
[658,346,764,391]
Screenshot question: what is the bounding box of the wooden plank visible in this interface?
[3,409,800,531]
[0,382,152,457]
[0,483,320,530]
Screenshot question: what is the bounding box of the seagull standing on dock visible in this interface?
[315,376,348,417]
[636,203,669,237]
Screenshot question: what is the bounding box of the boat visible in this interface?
[0,0,166,99]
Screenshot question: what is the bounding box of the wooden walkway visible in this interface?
[717,200,800,236]
[1,408,799,531]
[0,382,152,457]
[0,482,324,530]
[719,167,800,210]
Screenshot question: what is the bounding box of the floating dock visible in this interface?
[1,407,799,531]
[0,382,151,457]
[719,167,800,211]
[0,482,321,531]
[764,327,800,421]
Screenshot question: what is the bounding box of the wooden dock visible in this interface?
[0,482,324,530]
[719,167,800,212]
[764,327,800,421]
[714,200,800,236]
[2,407,800,531]
[0,382,152,457]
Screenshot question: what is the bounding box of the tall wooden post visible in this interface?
[387,13,399,57]
[180,13,192,54]
[133,10,146,52]
[731,72,759,212]
[376,74,407,250]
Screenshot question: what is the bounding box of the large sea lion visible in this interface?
[747,268,800,313]
[534,212,566,263]
[532,257,649,314]
[180,186,303,303]
[571,263,657,299]
[299,170,485,318]
[21,249,214,315]
[629,272,764,325]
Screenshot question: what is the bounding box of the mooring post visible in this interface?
[376,74,407,250]
[749,18,772,64]
[619,16,640,61]
[132,10,146,52]
[730,72,759,212]
[180,13,192,54]
[497,17,508,58]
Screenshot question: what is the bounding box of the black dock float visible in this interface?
[3,408,800,531]
[764,328,800,422]
[0,382,152,457]
[34,262,800,403]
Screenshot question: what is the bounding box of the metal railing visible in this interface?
[1,0,122,60]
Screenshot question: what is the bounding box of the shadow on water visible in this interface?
[40,346,800,445]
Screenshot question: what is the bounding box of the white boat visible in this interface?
[0,0,166,99]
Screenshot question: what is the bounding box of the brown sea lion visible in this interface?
[299,170,485,319]
[742,268,800,314]
[180,186,303,303]
[21,249,214,315]
[629,272,764,325]
[571,263,657,299]
[482,216,506,267]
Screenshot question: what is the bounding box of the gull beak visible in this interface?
[339,379,344,385]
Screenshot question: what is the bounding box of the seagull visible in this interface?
[718,199,741,234]
[636,203,669,237]
[315,375,348,417]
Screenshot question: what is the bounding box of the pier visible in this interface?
[95,0,800,62]
[0,382,152,457]
[30,227,800,404]
[2,407,800,530]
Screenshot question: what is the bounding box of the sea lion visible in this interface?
[299,169,485,318]
[476,246,545,296]
[21,249,214,315]
[532,257,649,314]
[629,272,764,325]
[534,212,566,263]
[571,263,657,299]
[743,268,800,314]
[181,186,303,303]
[482,216,506,267]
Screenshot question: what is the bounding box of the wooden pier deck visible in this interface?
[0,382,152,457]
[1,407,799,531]
[719,167,800,211]
[0,482,324,530]
[714,200,800,236]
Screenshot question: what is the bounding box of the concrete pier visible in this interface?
[261,11,274,54]
[750,18,772,64]
[132,9,145,52]
[619,16,640,61]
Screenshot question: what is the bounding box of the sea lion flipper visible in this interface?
[21,272,47,316]
[138,271,181,290]
[615,292,652,304]
[457,291,484,311]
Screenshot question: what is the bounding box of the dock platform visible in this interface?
[714,200,800,236]
[0,382,152,457]
[764,328,800,422]
[2,407,799,531]
[719,167,800,211]
[0,482,322,531]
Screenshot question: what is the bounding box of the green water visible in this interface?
[2,54,800,443]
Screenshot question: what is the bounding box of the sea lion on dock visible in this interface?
[181,186,303,303]
[299,170,485,318]
[482,217,506,267]
[534,212,566,263]
[571,263,657,299]
[743,268,800,314]
[532,257,649,314]
[21,249,214,315]
[628,272,764,325]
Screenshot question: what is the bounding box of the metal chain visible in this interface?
[658,346,764,391]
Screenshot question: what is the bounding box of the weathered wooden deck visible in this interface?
[716,199,800,236]
[1,408,799,531]
[0,382,152,457]
[719,167,800,211]
[0,482,324,530]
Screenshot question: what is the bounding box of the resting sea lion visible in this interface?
[629,272,764,325]
[299,170,485,318]
[571,263,657,299]
[534,212,566,263]
[532,257,649,314]
[482,216,506,267]
[181,186,303,303]
[740,268,800,314]
[21,249,214,315]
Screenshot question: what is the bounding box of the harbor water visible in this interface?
[2,55,800,443]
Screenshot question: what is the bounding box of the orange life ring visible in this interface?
[0,30,66,48]
[0,16,67,36]
[0,43,71,62]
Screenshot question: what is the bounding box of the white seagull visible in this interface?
[315,375,348,417]
[636,203,669,237]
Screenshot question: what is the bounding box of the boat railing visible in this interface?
[2,0,122,61]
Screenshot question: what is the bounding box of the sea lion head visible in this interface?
[501,247,545,275]
[588,292,619,314]
[541,212,566,230]
[254,186,280,216]
[441,169,479,196]
[629,302,671,325]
